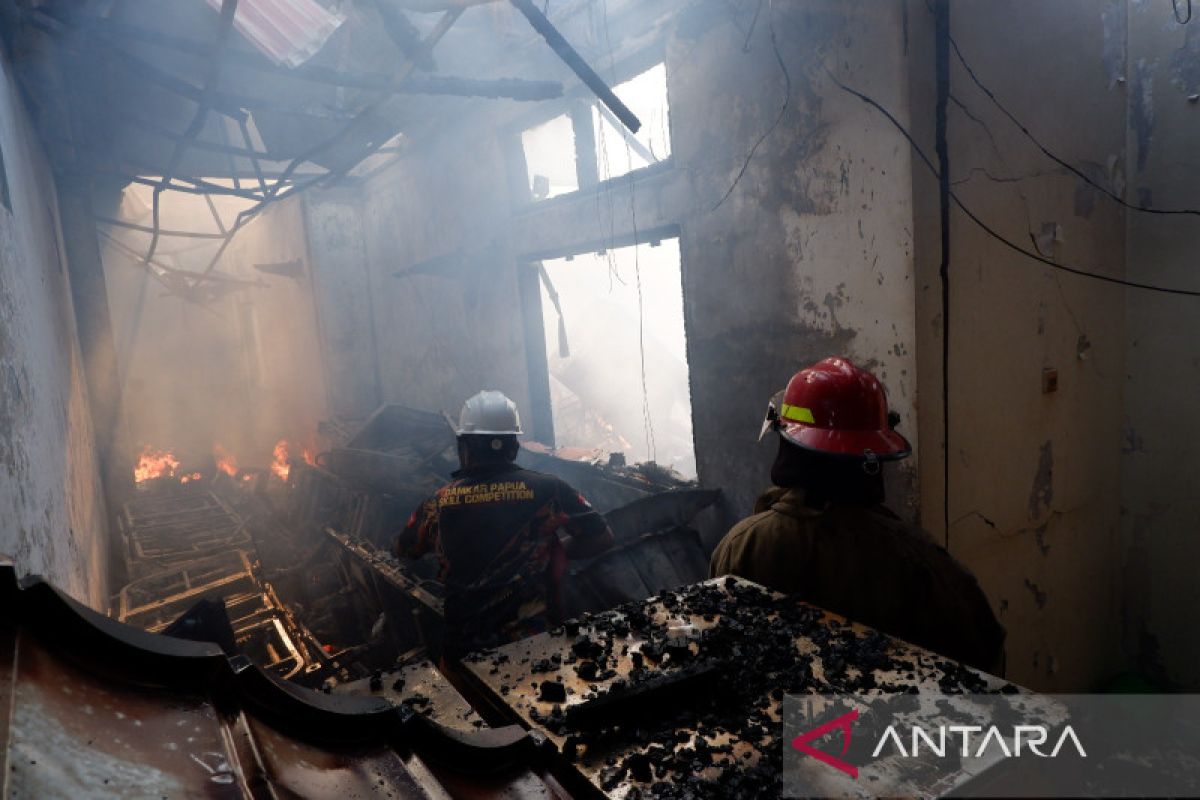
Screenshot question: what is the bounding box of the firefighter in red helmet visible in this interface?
[710,357,1005,673]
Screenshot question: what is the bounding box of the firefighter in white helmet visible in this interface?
[396,390,614,658]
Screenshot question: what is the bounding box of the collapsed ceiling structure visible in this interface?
[6,0,653,293]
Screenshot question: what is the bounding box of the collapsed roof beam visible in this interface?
[304,8,463,188]
[95,216,229,239]
[89,17,562,101]
[143,0,239,264]
[508,0,641,133]
[370,0,437,72]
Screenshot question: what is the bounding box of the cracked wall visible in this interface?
[305,0,920,532]
[0,49,108,607]
[1121,1,1200,689]
[909,0,1127,690]
[502,0,920,524]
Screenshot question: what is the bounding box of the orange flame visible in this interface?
[302,447,317,466]
[133,446,180,483]
[213,444,239,477]
[271,440,290,482]
[179,471,203,484]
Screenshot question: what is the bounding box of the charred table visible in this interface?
[460,577,1052,799]
[333,659,487,734]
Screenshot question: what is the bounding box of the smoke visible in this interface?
[101,182,327,475]
[539,238,697,478]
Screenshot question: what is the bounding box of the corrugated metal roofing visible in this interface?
[205,0,345,67]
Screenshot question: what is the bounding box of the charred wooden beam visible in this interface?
[508,0,641,133]
[370,0,436,72]
[298,65,563,101]
[143,0,238,263]
[300,8,463,189]
[105,48,249,123]
[95,216,228,239]
[89,17,560,101]
[123,114,278,161]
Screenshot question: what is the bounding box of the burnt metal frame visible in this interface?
[515,224,681,452]
[0,559,541,773]
[21,0,651,324]
[26,3,591,296]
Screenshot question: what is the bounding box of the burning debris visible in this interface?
[213,444,239,477]
[132,445,180,483]
[271,439,291,481]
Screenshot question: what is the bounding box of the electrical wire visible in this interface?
[825,71,1200,298]
[949,35,1200,218]
[601,0,656,463]
[711,0,789,212]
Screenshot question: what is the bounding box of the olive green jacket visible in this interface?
[710,487,1005,673]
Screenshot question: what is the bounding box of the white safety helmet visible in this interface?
[457,390,523,436]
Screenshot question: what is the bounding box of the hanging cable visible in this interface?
[712,0,789,212]
[597,0,657,464]
[1174,0,1192,24]
[826,71,1200,298]
[950,35,1200,218]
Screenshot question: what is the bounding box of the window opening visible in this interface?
[536,236,694,478]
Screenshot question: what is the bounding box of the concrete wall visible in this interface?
[302,1,920,520]
[909,0,1128,690]
[0,50,109,607]
[1122,2,1200,690]
[305,122,535,427]
[289,0,1157,690]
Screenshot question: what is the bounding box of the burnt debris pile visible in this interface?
[468,577,1012,800]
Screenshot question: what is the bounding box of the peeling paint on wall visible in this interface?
[1101,0,1128,88]
[1024,577,1049,609]
[0,53,108,607]
[1167,23,1200,94]
[1028,441,1054,520]
[1131,58,1155,171]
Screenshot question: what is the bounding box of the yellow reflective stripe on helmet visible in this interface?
[779,403,815,424]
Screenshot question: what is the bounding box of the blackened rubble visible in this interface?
[468,577,1019,800]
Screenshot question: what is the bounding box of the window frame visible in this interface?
[516,223,684,453]
[505,47,672,211]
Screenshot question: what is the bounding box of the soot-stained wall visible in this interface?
[908,0,1128,691]
[306,0,921,526]
[1122,2,1200,690]
[298,0,1161,692]
[303,0,920,532]
[0,51,109,607]
[305,126,535,428]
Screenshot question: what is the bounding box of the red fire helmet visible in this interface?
[761,357,911,461]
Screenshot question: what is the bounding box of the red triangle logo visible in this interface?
[790,708,860,779]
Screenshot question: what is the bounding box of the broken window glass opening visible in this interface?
[520,62,670,201]
[523,112,579,199]
[594,63,671,181]
[538,236,695,479]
